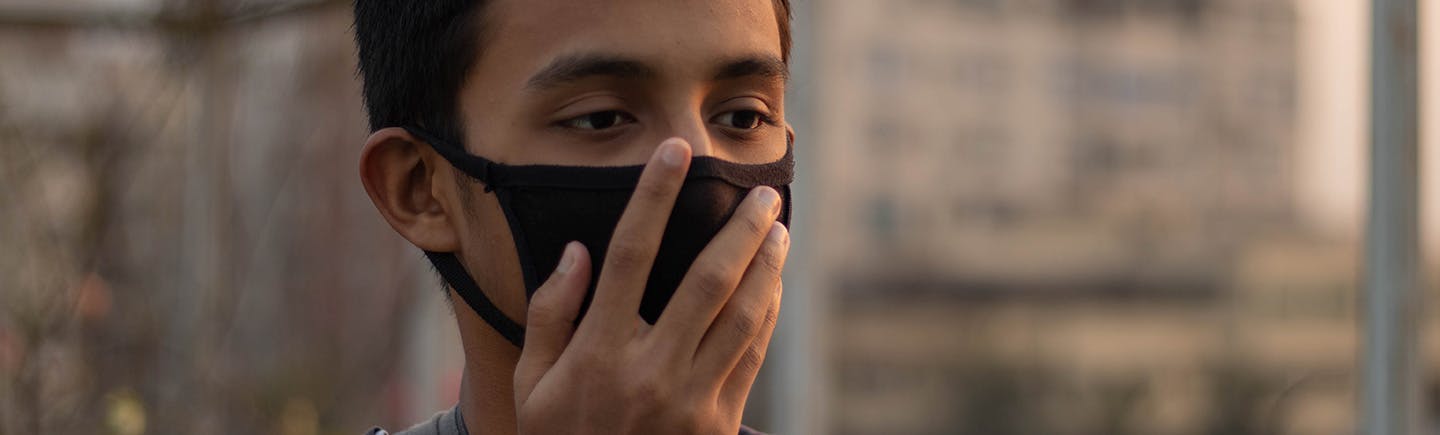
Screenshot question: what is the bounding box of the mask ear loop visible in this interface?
[405,127,502,191]
[406,126,528,347]
[425,251,526,347]
[491,188,544,298]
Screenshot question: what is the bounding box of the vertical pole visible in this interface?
[770,0,825,434]
[1363,0,1421,434]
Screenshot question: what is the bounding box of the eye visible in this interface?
[712,110,772,130]
[559,110,636,131]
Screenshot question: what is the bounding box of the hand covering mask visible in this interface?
[405,126,793,348]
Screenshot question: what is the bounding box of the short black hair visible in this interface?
[352,0,484,145]
[352,0,792,147]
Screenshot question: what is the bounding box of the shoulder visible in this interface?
[366,407,764,435]
[365,405,467,435]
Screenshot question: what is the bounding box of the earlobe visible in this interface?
[358,127,461,252]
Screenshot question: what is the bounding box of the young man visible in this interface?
[353,1,794,434]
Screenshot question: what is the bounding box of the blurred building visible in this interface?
[817,0,1299,301]
[807,0,1372,434]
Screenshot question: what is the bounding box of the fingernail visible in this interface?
[768,223,789,244]
[557,242,578,274]
[661,139,689,167]
[757,187,780,212]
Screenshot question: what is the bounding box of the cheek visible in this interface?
[455,186,531,321]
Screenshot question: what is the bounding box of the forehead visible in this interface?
[481,0,781,76]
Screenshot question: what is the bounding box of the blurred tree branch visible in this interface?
[0,1,410,433]
[0,0,347,33]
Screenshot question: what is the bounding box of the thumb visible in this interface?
[514,241,591,403]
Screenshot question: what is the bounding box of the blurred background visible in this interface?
[0,0,1437,434]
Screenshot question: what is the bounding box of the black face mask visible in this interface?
[405,127,793,348]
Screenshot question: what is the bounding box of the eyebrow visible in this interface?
[526,54,657,90]
[713,56,790,83]
[525,53,789,91]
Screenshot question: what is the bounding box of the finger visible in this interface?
[587,138,691,334]
[514,242,592,404]
[690,223,787,382]
[717,282,783,410]
[649,186,783,354]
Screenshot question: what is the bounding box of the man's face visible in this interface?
[441,0,789,323]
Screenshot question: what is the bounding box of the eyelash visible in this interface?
[714,110,778,130]
[558,110,636,131]
[556,109,777,132]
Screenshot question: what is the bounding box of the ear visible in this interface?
[359,127,462,252]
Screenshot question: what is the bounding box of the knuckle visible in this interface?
[605,243,649,270]
[756,247,786,276]
[737,343,766,375]
[763,300,780,329]
[693,267,738,302]
[740,212,771,239]
[525,298,564,326]
[729,306,765,339]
